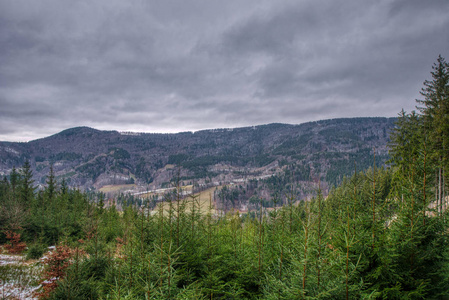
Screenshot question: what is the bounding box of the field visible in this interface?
[152,186,222,215]
[99,184,136,193]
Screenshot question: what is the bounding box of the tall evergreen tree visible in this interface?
[46,164,57,202]
[417,55,449,161]
[416,55,449,212]
[9,167,20,201]
[19,160,35,207]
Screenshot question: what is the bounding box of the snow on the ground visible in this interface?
[0,254,24,266]
[0,253,41,300]
[0,282,40,300]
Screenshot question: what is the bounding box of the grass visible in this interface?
[99,184,137,193]
[154,186,222,215]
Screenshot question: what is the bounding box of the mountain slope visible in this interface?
[0,117,396,190]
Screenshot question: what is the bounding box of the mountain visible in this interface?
[0,117,396,191]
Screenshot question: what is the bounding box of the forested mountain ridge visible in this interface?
[0,117,395,190]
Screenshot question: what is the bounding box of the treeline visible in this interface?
[389,55,449,214]
[0,163,97,247]
[0,56,448,299]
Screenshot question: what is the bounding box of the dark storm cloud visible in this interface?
[0,0,448,141]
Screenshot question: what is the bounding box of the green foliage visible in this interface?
[49,152,82,162]
[134,157,153,183]
[20,160,35,206]
[26,243,47,260]
[35,156,46,162]
[76,157,107,181]
[168,153,190,165]
[110,147,131,160]
[273,133,312,155]
[2,156,449,299]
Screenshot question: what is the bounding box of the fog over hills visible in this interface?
[0,117,396,193]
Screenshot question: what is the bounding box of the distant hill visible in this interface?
[0,117,396,191]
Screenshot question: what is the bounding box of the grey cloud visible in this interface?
[0,0,448,141]
[217,0,449,109]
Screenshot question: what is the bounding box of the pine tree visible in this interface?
[384,55,449,298]
[19,160,35,207]
[46,164,57,202]
[9,167,19,201]
[417,55,449,213]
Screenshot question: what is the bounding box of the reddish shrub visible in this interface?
[4,230,27,254]
[37,245,85,299]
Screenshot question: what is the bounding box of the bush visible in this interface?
[38,244,77,299]
[4,231,27,254]
[26,243,46,260]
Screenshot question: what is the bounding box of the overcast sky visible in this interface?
[1,0,448,142]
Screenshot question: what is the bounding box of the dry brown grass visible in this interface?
[154,186,222,215]
[99,184,136,193]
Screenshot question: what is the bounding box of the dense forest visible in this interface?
[0,56,448,299]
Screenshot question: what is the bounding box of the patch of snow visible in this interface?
[0,254,41,300]
[4,147,19,155]
[0,254,24,266]
[0,282,40,300]
[119,131,143,136]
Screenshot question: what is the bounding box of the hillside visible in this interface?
[0,117,396,192]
